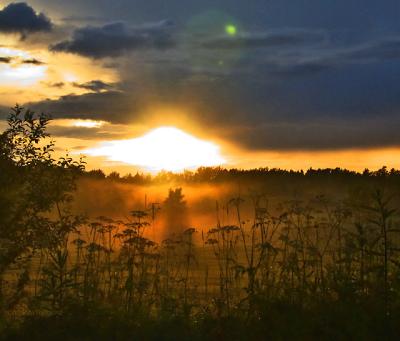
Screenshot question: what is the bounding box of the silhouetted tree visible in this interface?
[0,105,84,311]
[162,188,188,239]
[86,169,106,179]
[108,171,121,181]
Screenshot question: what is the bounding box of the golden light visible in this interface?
[82,126,226,172]
[0,47,46,86]
[0,47,29,58]
[71,119,105,128]
[1,64,46,85]
[0,45,118,105]
[63,72,78,82]
[51,119,106,128]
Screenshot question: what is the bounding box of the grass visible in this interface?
[1,188,400,339]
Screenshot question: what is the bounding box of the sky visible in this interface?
[0,1,400,172]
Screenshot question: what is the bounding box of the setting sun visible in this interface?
[83,126,225,171]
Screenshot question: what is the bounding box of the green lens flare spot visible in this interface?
[225,24,237,36]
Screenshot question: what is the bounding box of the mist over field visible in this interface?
[71,169,400,241]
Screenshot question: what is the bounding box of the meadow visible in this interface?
[2,107,400,340]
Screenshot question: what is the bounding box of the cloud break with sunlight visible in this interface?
[83,126,225,172]
[0,47,46,86]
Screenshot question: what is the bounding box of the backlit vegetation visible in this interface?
[1,107,400,340]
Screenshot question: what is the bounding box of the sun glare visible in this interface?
[83,126,226,172]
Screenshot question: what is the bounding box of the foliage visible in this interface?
[0,105,84,313]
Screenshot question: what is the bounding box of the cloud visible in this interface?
[50,20,175,58]
[43,81,65,88]
[280,37,400,73]
[26,27,400,135]
[268,61,331,77]
[72,80,116,93]
[0,56,12,63]
[21,58,45,65]
[6,0,400,153]
[27,91,139,123]
[47,125,125,140]
[0,2,52,38]
[24,62,400,152]
[227,119,400,151]
[223,35,400,78]
[340,38,400,63]
[61,15,107,24]
[0,55,45,66]
[21,26,400,152]
[202,29,325,49]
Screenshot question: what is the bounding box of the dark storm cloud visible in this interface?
[27,88,400,151]
[202,29,325,49]
[25,53,400,151]
[27,91,139,123]
[229,119,400,151]
[26,26,400,151]
[61,15,107,24]
[341,38,400,63]
[0,2,52,37]
[50,20,175,58]
[281,37,400,74]
[268,61,331,77]
[235,35,400,78]
[72,80,116,93]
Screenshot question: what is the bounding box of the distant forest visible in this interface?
[85,166,399,185]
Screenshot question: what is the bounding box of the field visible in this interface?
[4,168,400,339]
[2,109,400,340]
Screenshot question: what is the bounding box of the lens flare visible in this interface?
[225,24,237,36]
[184,11,243,70]
[83,126,226,172]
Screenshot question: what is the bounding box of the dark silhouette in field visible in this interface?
[163,188,188,239]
